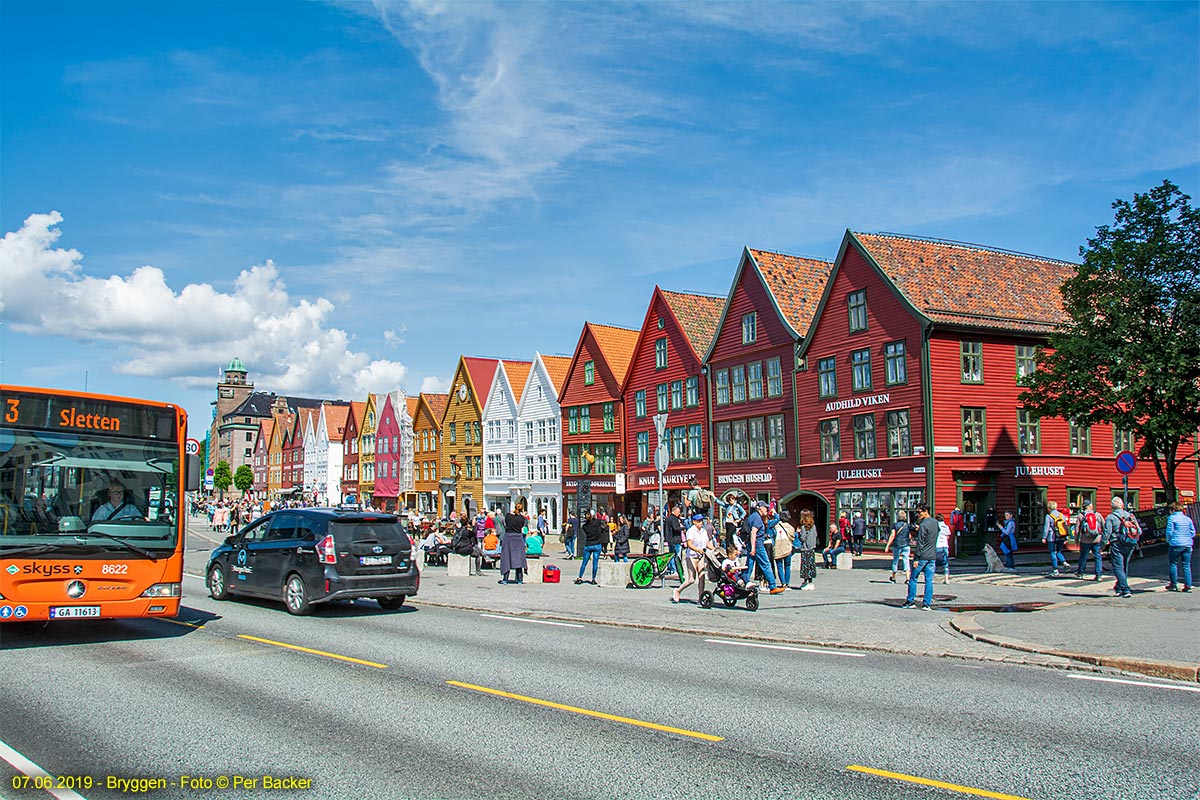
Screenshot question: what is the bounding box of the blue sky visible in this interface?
[2,0,1197,438]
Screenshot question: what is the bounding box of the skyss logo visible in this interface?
[22,564,76,577]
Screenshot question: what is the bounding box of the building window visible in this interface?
[1015,488,1046,541]
[766,357,783,398]
[539,455,548,481]
[1067,487,1096,513]
[747,362,764,401]
[594,444,616,474]
[637,431,649,464]
[853,413,876,460]
[671,426,687,461]
[568,408,578,434]
[716,422,732,463]
[1069,421,1091,456]
[962,408,987,454]
[884,341,907,385]
[731,365,746,404]
[1015,345,1037,384]
[688,424,702,461]
[580,406,591,434]
[886,410,912,457]
[848,290,868,332]
[961,341,984,383]
[549,418,558,442]
[655,338,668,370]
[836,489,924,543]
[820,419,841,462]
[1017,409,1040,454]
[767,415,786,459]
[568,446,580,474]
[537,419,547,444]
[715,369,730,406]
[732,419,749,461]
[818,357,837,398]
[685,376,699,407]
[742,312,757,344]
[525,421,534,445]
[549,455,558,480]
[603,403,615,433]
[1114,429,1136,455]
[748,417,766,460]
[526,457,535,482]
[635,390,646,418]
[584,360,595,385]
[448,423,457,444]
[851,349,872,392]
[670,380,683,410]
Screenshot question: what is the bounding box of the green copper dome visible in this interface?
[226,357,247,373]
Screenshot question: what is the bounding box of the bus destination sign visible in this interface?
[2,390,177,441]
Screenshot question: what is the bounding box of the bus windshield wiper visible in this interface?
[0,543,98,559]
[81,528,159,561]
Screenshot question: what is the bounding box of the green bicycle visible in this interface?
[629,550,681,589]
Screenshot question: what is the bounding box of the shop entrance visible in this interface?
[959,490,996,556]
[781,490,829,549]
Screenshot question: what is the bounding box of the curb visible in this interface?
[950,612,1200,683]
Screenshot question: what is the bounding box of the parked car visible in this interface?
[206,508,419,614]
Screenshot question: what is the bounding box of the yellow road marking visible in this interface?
[446,680,723,742]
[846,765,1032,800]
[237,634,388,669]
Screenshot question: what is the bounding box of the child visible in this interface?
[720,546,746,589]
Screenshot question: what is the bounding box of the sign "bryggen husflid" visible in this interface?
[825,392,891,413]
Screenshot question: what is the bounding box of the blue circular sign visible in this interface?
[1115,450,1136,475]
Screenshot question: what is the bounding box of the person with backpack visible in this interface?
[1042,500,1071,576]
[723,498,746,550]
[884,510,912,583]
[1164,501,1195,593]
[1074,501,1104,581]
[1103,496,1141,598]
[772,510,795,587]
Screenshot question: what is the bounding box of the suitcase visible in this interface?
[542,565,561,583]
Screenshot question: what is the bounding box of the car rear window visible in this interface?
[330,519,411,547]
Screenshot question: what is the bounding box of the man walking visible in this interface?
[1074,501,1104,580]
[1103,496,1141,598]
[664,504,685,579]
[902,503,938,610]
[850,510,866,556]
[1042,500,1071,576]
[742,501,785,595]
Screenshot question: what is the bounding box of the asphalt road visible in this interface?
[0,532,1196,800]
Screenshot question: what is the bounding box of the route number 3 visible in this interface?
[4,399,17,423]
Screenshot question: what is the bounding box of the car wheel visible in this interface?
[283,573,312,615]
[207,563,230,601]
[377,596,406,610]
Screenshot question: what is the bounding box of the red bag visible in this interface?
[542,565,561,583]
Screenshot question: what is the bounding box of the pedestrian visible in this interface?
[642,508,660,554]
[902,503,938,610]
[564,512,577,559]
[673,514,712,603]
[664,504,685,579]
[884,510,912,583]
[850,510,866,556]
[1103,496,1141,598]
[742,501,784,594]
[1042,500,1071,576]
[793,509,817,590]
[723,497,746,550]
[574,510,607,585]
[822,524,846,569]
[1074,501,1104,581]
[773,511,795,588]
[998,510,1018,570]
[1164,501,1195,592]
[497,501,529,584]
[612,515,631,563]
[935,512,952,584]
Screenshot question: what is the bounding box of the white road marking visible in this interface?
[479,613,585,628]
[705,638,866,658]
[0,739,88,800]
[184,572,205,580]
[1069,674,1200,694]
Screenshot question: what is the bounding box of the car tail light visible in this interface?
[318,535,337,564]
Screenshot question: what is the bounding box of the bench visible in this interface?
[835,552,854,570]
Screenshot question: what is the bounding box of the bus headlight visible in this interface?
[141,583,181,598]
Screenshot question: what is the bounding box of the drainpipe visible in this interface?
[921,322,936,513]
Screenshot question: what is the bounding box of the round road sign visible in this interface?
[1115,450,1136,475]
[185,438,200,456]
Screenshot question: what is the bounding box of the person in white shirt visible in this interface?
[672,514,712,604]
[935,512,952,584]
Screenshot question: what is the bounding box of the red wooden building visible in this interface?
[251,418,273,498]
[794,231,1196,553]
[373,392,403,511]
[621,288,724,518]
[559,322,640,518]
[339,400,365,502]
[705,248,832,514]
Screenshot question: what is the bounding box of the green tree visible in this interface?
[1020,180,1200,503]
[213,460,233,498]
[233,464,254,496]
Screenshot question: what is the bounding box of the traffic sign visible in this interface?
[654,442,670,473]
[185,438,200,456]
[1115,450,1136,475]
[653,412,668,439]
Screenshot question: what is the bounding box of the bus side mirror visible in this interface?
[185,455,201,491]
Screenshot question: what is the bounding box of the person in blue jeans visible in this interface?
[1074,502,1104,581]
[903,504,938,610]
[998,510,1018,570]
[574,510,606,585]
[742,501,785,594]
[1102,497,1140,598]
[1165,501,1195,592]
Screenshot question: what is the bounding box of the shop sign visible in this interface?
[716,472,773,486]
[635,472,697,488]
[824,392,890,413]
[934,445,959,454]
[564,479,616,490]
[1015,465,1065,477]
[615,473,626,494]
[912,467,926,474]
[835,468,884,481]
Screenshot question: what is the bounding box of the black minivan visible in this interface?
[206,509,419,614]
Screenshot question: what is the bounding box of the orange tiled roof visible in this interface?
[748,249,834,336]
[421,393,449,426]
[661,289,725,358]
[587,323,640,387]
[405,396,419,419]
[853,233,1076,333]
[349,401,366,434]
[503,360,534,405]
[541,355,573,395]
[462,357,500,403]
[324,403,351,441]
[258,418,275,447]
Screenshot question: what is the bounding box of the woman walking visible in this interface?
[672,514,711,603]
[794,510,818,590]
[498,501,529,584]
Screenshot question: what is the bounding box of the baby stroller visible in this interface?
[698,549,759,612]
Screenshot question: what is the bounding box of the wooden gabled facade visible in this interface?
[374,392,403,510]
[357,394,378,506]
[482,359,533,512]
[340,401,365,502]
[440,357,499,517]
[413,393,448,517]
[252,417,274,498]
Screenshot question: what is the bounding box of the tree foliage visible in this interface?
[233,464,254,494]
[1020,180,1200,502]
[213,460,233,496]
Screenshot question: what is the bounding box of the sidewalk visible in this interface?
[410,547,1200,682]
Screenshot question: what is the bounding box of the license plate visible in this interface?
[359,555,392,566]
[49,606,101,619]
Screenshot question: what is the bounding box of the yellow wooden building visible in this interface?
[439,357,499,518]
[413,392,448,517]
[357,393,378,506]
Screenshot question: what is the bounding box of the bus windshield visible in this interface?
[0,427,179,552]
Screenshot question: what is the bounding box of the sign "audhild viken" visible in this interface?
[825,392,890,413]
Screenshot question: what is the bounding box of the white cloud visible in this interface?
[383,327,406,346]
[0,211,408,399]
[419,375,450,394]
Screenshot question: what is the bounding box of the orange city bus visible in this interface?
[0,385,199,622]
